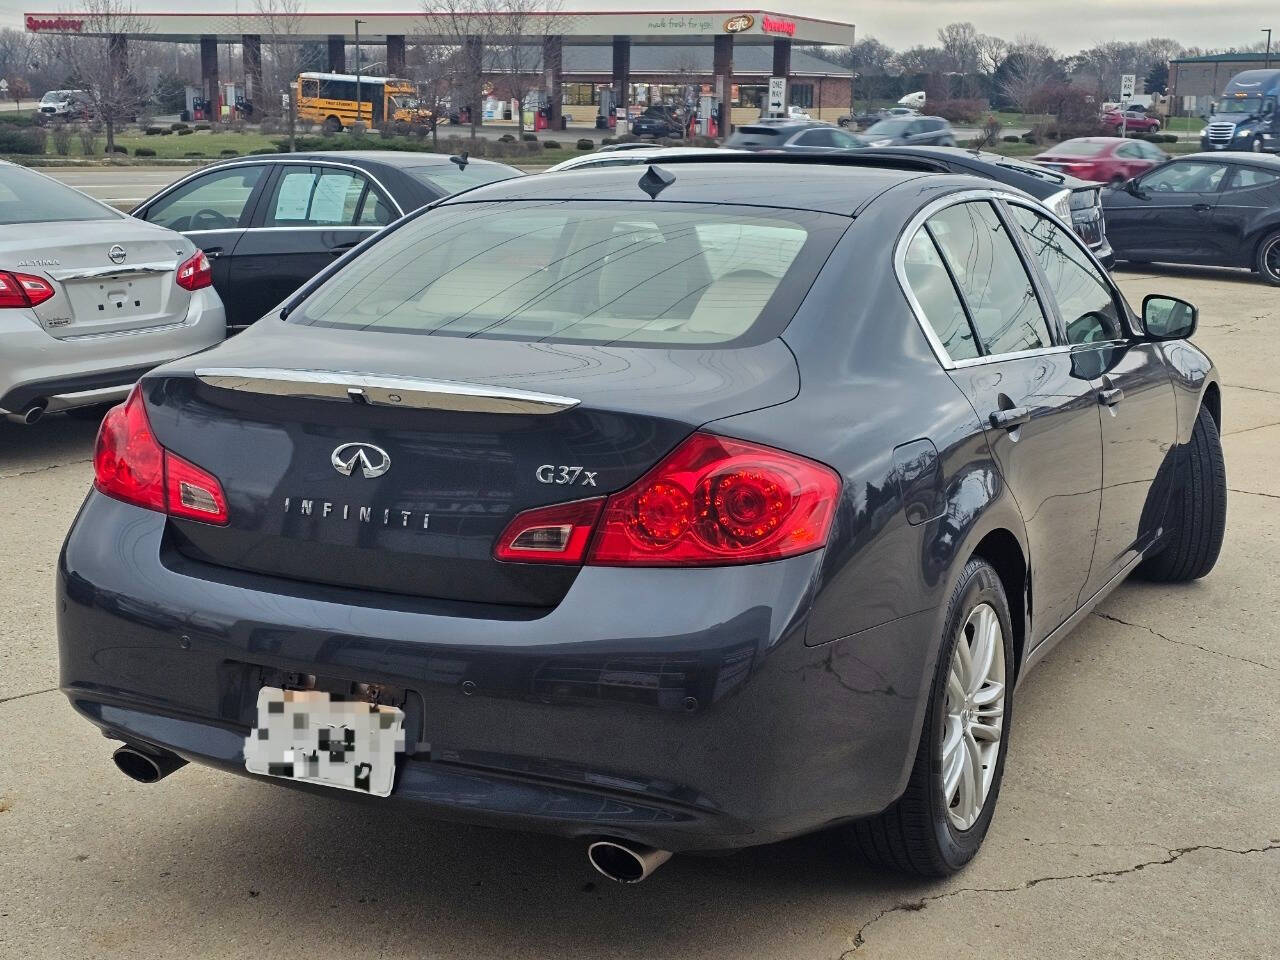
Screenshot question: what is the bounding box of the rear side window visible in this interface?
[402,163,520,196]
[266,167,366,226]
[925,201,1052,356]
[902,229,979,360]
[290,201,846,347]
[0,164,119,225]
[1228,167,1280,190]
[726,126,782,148]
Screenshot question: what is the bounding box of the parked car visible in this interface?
[544,146,743,173]
[786,105,812,121]
[1102,153,1280,284]
[1100,109,1161,134]
[863,115,956,147]
[630,105,685,139]
[62,158,1224,883]
[859,146,1114,263]
[130,151,522,329]
[838,106,918,129]
[0,162,225,425]
[36,89,91,123]
[725,119,866,152]
[1033,137,1169,186]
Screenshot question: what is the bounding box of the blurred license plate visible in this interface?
[244,688,405,797]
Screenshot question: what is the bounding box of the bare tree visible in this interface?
[997,36,1061,114]
[51,0,151,154]
[249,0,309,151]
[406,36,458,146]
[487,0,561,136]
[420,0,491,140]
[7,75,30,109]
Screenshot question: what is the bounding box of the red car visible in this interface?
[1100,108,1161,133]
[1032,137,1169,185]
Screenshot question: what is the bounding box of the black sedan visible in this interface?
[1103,153,1280,284]
[130,151,522,328]
[630,105,685,139]
[63,159,1224,882]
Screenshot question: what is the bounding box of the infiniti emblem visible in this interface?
[108,244,126,264]
[331,442,391,479]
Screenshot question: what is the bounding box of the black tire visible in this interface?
[1136,405,1226,581]
[323,116,342,135]
[1256,230,1280,286]
[848,558,1014,876]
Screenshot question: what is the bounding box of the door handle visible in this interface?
[989,407,1031,430]
[1192,202,1212,212]
[1098,386,1125,406]
[330,242,360,257]
[202,247,223,259]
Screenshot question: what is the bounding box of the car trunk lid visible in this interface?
[142,325,799,607]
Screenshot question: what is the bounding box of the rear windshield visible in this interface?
[289,200,846,347]
[725,126,782,148]
[0,165,118,225]
[403,163,521,196]
[1044,141,1110,157]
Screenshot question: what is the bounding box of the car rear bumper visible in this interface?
[58,494,940,851]
[0,288,225,415]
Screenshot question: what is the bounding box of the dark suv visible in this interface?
[630,106,685,139]
[61,157,1223,883]
[864,115,957,147]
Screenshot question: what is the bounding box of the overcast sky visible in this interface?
[0,1,1272,53]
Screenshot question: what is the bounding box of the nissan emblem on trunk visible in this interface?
[108,244,126,264]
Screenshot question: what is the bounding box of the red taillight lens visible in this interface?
[495,497,604,564]
[175,250,212,291]
[0,270,55,308]
[589,433,841,567]
[93,386,228,525]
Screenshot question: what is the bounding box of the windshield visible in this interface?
[40,90,72,104]
[289,201,843,347]
[1218,96,1263,114]
[0,164,118,225]
[866,118,911,137]
[1045,140,1110,157]
[403,163,521,195]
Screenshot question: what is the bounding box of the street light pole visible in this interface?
[354,18,365,126]
[1265,29,1273,69]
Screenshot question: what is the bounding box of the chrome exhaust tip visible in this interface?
[112,745,187,783]
[4,402,45,425]
[587,839,672,884]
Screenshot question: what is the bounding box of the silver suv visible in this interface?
[0,163,225,424]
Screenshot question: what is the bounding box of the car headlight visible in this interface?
[1199,127,1208,136]
[1237,128,1252,137]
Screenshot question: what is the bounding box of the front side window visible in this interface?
[1008,205,1124,344]
[143,165,265,231]
[290,202,843,347]
[926,201,1052,356]
[1140,161,1228,194]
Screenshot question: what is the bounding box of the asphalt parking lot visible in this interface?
[1,266,1276,959]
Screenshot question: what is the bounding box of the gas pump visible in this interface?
[596,88,616,130]
[696,93,719,137]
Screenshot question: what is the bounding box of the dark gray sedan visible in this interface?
[60,158,1225,883]
[863,114,957,147]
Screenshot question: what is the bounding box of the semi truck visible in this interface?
[1200,69,1280,153]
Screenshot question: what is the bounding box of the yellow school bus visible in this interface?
[296,72,432,132]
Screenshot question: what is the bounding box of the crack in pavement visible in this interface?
[1093,612,1273,670]
[841,843,1280,955]
[0,458,92,480]
[1229,487,1280,501]
[1224,420,1280,437]
[1227,383,1280,398]
[0,687,58,705]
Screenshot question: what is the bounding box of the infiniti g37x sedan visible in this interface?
[60,160,1226,881]
[0,162,225,425]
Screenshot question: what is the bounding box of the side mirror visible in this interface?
[1142,295,1197,340]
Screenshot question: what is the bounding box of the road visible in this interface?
[0,267,1277,959]
[36,167,191,208]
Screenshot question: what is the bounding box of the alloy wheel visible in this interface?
[942,602,1007,830]
[1264,238,1280,283]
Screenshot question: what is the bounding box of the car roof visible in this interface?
[438,159,951,216]
[206,150,515,171]
[855,145,1090,194]
[1177,152,1280,167]
[547,146,744,171]
[735,119,828,132]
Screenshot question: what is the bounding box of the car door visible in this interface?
[1005,201,1177,599]
[1209,164,1280,267]
[133,162,271,322]
[904,120,932,145]
[227,163,396,328]
[1103,160,1231,263]
[905,198,1103,642]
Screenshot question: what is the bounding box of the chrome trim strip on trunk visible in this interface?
[194,367,580,414]
[47,261,175,281]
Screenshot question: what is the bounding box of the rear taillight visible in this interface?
[496,433,841,567]
[175,250,212,291]
[94,387,229,525]
[494,497,605,564]
[588,433,840,566]
[0,271,55,308]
